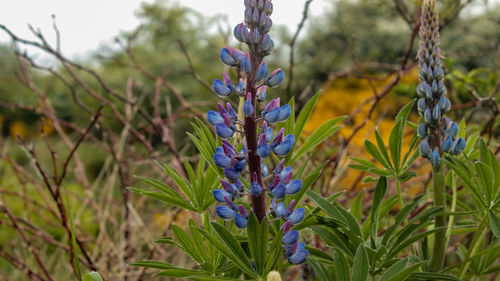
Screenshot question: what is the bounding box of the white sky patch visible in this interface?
[0,0,497,60]
[0,0,330,60]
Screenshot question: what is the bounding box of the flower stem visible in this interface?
[245,48,266,222]
[428,165,447,272]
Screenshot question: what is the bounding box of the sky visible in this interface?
[0,0,331,60]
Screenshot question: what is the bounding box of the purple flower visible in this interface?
[285,179,302,195]
[234,214,248,229]
[207,110,224,125]
[271,183,286,199]
[277,104,291,122]
[215,124,234,139]
[224,167,241,180]
[430,147,440,169]
[256,61,267,82]
[213,153,234,168]
[240,53,251,75]
[213,79,232,97]
[216,205,236,220]
[273,134,295,156]
[243,93,254,116]
[287,208,305,224]
[213,189,233,203]
[261,162,269,177]
[282,230,299,245]
[266,68,284,88]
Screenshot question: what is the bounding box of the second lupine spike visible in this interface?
[416,0,465,170]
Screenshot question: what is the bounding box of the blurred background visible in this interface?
[0,0,499,280]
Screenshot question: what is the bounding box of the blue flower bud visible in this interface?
[243,94,254,117]
[219,48,235,66]
[224,167,241,180]
[207,110,224,125]
[257,85,267,102]
[273,159,285,175]
[258,11,267,30]
[263,108,280,123]
[215,123,234,139]
[273,134,295,156]
[264,0,273,15]
[234,23,244,42]
[424,108,432,124]
[216,205,236,220]
[417,98,426,114]
[257,143,271,158]
[279,166,293,182]
[446,121,459,138]
[262,17,272,34]
[260,34,272,51]
[420,138,430,158]
[261,162,269,177]
[432,80,438,95]
[257,0,264,11]
[213,189,233,202]
[432,104,441,121]
[256,61,267,82]
[226,102,238,120]
[213,79,232,97]
[430,148,441,169]
[266,126,273,142]
[242,25,251,43]
[221,179,237,193]
[453,138,466,155]
[213,153,233,168]
[233,158,247,171]
[442,136,452,153]
[287,208,305,224]
[285,200,295,216]
[235,78,246,94]
[288,249,308,264]
[270,128,284,149]
[285,179,302,195]
[271,183,286,198]
[417,123,427,138]
[266,68,284,88]
[240,54,251,75]
[274,201,285,217]
[434,67,444,80]
[252,8,260,27]
[222,140,236,156]
[234,214,248,229]
[425,84,433,100]
[278,104,291,121]
[438,81,446,95]
[251,182,262,196]
[417,82,426,97]
[282,230,299,245]
[244,7,254,26]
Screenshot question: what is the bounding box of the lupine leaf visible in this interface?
[265,228,283,274]
[130,260,178,270]
[379,258,408,281]
[388,227,446,258]
[172,225,205,264]
[350,190,364,221]
[364,140,392,171]
[384,262,423,281]
[382,195,423,245]
[83,272,103,281]
[408,272,463,281]
[375,129,394,170]
[334,250,351,281]
[210,223,257,277]
[488,211,500,238]
[352,244,369,281]
[291,116,344,162]
[196,227,257,278]
[370,177,387,246]
[157,162,195,204]
[389,119,403,173]
[247,213,268,276]
[128,188,195,211]
[294,91,321,139]
[156,269,209,278]
[308,256,331,281]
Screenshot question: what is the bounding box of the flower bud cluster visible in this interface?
[207,0,308,265]
[417,0,465,170]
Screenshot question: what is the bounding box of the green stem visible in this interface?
[428,166,447,272]
[458,217,487,278]
[445,172,457,241]
[396,180,404,210]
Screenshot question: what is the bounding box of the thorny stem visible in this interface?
[245,44,266,222]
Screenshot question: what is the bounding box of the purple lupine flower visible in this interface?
[285,179,302,195]
[416,0,465,169]
[234,214,248,229]
[243,93,254,116]
[287,208,305,224]
[266,68,284,88]
[207,0,307,263]
[216,205,236,220]
[282,230,299,245]
[213,189,233,203]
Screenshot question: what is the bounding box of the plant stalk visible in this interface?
[245,46,266,222]
[428,165,447,272]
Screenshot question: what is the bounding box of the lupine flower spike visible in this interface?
[206,0,308,265]
[417,0,465,170]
